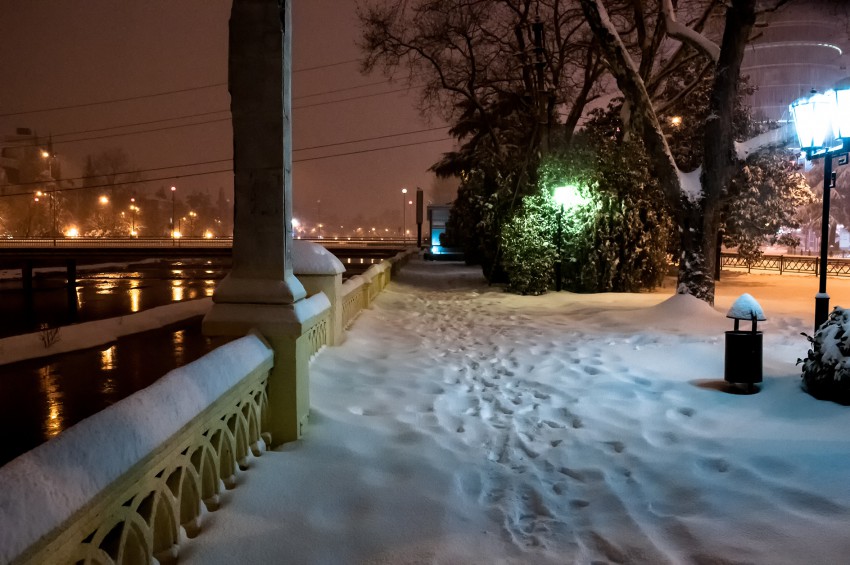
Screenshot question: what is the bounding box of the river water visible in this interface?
[0,254,388,466]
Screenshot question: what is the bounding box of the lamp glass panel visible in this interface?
[835,88,850,139]
[791,91,837,149]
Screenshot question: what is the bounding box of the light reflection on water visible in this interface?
[204,280,216,297]
[95,280,118,295]
[173,329,185,366]
[172,280,184,302]
[38,364,64,439]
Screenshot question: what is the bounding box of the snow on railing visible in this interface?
[0,248,417,565]
[0,333,273,565]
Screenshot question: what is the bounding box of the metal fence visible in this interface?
[0,236,411,249]
[720,252,850,277]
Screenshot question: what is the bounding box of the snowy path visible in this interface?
[183,259,850,564]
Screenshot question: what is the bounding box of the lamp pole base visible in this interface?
[815,292,830,333]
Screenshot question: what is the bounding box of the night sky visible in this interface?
[0,0,456,230]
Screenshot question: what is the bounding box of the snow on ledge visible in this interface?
[0,333,273,564]
[0,298,213,367]
[293,240,345,275]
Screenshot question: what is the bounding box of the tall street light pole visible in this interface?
[790,88,850,332]
[401,187,408,242]
[170,185,177,245]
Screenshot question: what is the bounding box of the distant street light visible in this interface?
[790,87,850,332]
[170,186,177,245]
[401,187,408,241]
[129,197,138,237]
[41,150,57,241]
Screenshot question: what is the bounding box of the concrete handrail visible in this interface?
[1,333,273,565]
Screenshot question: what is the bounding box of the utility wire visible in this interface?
[0,169,234,198]
[0,83,227,118]
[295,126,448,152]
[293,87,414,110]
[0,136,453,197]
[293,58,359,72]
[0,159,233,189]
[293,137,452,163]
[0,59,362,118]
[4,117,233,150]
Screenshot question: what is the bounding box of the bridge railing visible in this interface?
[0,236,414,249]
[0,248,417,565]
[0,333,273,565]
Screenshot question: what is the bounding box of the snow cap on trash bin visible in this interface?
[726,293,766,321]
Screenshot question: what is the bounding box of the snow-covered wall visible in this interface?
[0,333,273,565]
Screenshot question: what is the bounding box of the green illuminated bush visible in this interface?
[500,145,673,295]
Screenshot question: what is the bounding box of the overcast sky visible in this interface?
[0,0,456,229]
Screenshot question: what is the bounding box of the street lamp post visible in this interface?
[41,150,57,244]
[170,186,177,245]
[790,88,850,332]
[130,197,138,237]
[401,187,408,242]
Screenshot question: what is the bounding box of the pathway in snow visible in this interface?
[184,258,850,565]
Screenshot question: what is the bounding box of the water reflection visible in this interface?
[38,364,64,439]
[129,288,141,313]
[172,280,184,302]
[173,329,185,366]
[95,280,118,295]
[100,345,116,371]
[0,319,236,466]
[204,280,216,297]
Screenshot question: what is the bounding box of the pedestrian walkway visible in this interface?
[181,257,850,565]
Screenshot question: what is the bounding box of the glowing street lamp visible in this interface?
[401,187,408,241]
[790,87,850,332]
[170,186,177,244]
[552,185,580,292]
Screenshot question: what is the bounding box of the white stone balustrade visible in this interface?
[0,249,416,565]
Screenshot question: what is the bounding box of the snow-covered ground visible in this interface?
[173,258,850,564]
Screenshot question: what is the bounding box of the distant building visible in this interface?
[743,1,850,122]
[0,128,53,193]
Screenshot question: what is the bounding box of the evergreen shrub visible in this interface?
[799,307,850,404]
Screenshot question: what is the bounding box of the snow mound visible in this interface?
[599,292,727,334]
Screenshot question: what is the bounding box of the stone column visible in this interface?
[204,0,328,445]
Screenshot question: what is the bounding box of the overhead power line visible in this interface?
[0,83,227,118]
[0,59,362,118]
[293,137,452,163]
[294,126,448,152]
[0,158,233,189]
[293,58,359,73]
[293,87,415,110]
[0,136,453,197]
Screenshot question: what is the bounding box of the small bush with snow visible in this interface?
[799,307,850,404]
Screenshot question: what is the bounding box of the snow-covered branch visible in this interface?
[661,0,720,62]
[734,125,795,161]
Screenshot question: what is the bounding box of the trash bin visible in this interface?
[724,293,766,392]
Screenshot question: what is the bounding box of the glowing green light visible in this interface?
[553,185,587,211]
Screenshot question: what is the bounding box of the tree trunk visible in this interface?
[689,0,756,304]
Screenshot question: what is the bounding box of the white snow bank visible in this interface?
[598,292,728,334]
[0,298,212,366]
[0,334,273,565]
[182,258,850,565]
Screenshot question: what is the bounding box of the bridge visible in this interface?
[0,237,411,300]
